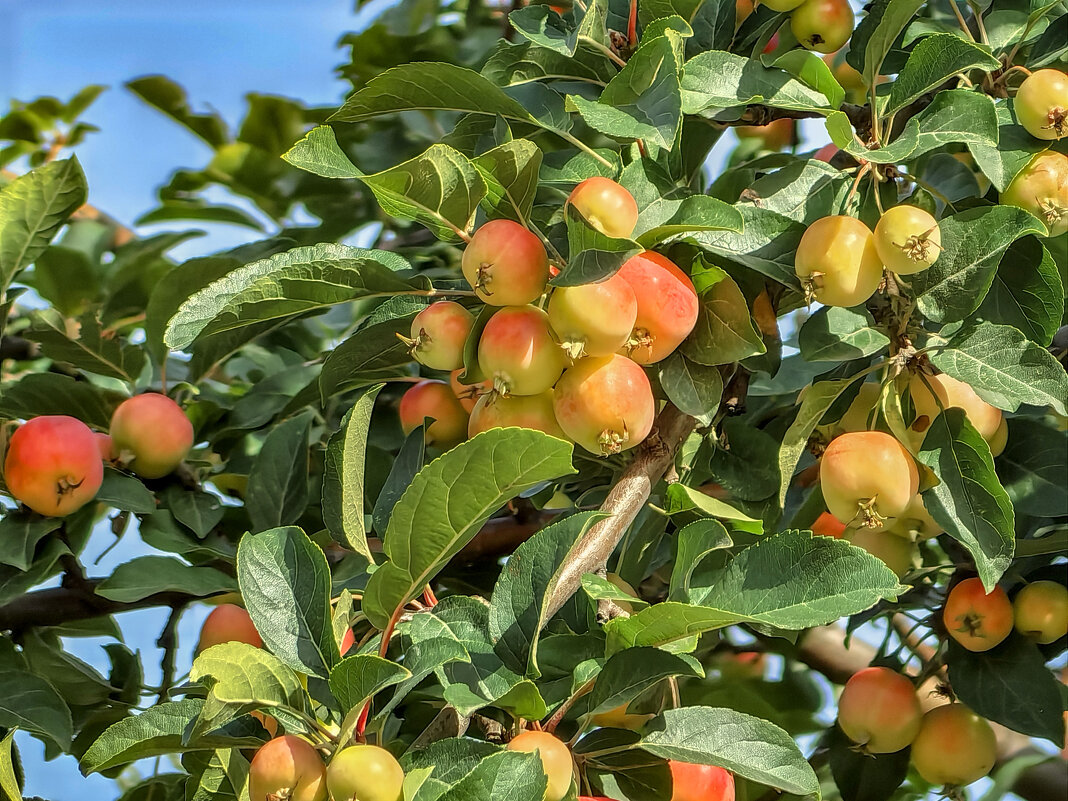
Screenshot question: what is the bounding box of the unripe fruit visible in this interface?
[553,355,656,455]
[507,731,574,801]
[1001,150,1068,236]
[404,301,474,371]
[873,205,941,275]
[1013,580,1068,644]
[794,216,883,307]
[478,306,566,397]
[668,761,735,801]
[791,0,854,53]
[849,529,916,578]
[988,417,1008,457]
[760,0,805,10]
[468,391,567,439]
[820,432,919,527]
[547,274,638,358]
[616,251,699,364]
[837,667,922,753]
[836,381,880,434]
[735,119,794,151]
[249,735,327,801]
[908,372,1003,447]
[1015,68,1068,140]
[811,511,847,538]
[3,416,103,517]
[109,394,194,479]
[198,604,263,652]
[910,704,996,787]
[566,178,639,239]
[327,744,404,801]
[590,701,653,730]
[943,577,1013,652]
[462,219,550,306]
[449,369,490,413]
[398,380,469,449]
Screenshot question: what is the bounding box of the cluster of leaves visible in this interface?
[0,0,1066,799]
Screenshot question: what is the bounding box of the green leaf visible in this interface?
[681,262,765,365]
[438,749,547,801]
[0,670,72,751]
[553,204,641,286]
[847,0,925,84]
[887,35,1000,114]
[641,706,819,795]
[246,411,313,532]
[634,195,743,246]
[581,573,649,610]
[508,4,583,55]
[162,487,225,537]
[319,312,421,401]
[706,417,781,502]
[472,139,543,223]
[96,469,157,515]
[588,647,702,717]
[362,428,575,629]
[323,387,382,562]
[746,159,851,225]
[681,51,833,115]
[95,556,236,603]
[0,513,61,571]
[689,205,804,289]
[913,206,1045,323]
[664,484,761,525]
[0,729,20,801]
[481,40,617,89]
[669,520,732,602]
[328,654,411,714]
[488,511,606,677]
[237,526,339,678]
[27,309,145,382]
[379,613,471,721]
[976,237,1063,346]
[281,125,361,178]
[931,322,1068,416]
[968,98,1051,192]
[998,419,1068,518]
[917,409,1014,591]
[135,199,265,230]
[657,353,723,418]
[126,76,229,147]
[164,244,419,350]
[798,306,889,362]
[372,425,426,537]
[0,157,87,291]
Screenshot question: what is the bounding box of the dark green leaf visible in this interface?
[323,387,382,561]
[887,35,1000,114]
[798,306,889,362]
[95,557,236,603]
[246,411,313,532]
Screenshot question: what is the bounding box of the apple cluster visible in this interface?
[398,178,700,456]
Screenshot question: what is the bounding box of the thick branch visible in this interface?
[0,581,192,635]
[543,403,697,621]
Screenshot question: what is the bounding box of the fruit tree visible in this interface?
[0,1,1066,800]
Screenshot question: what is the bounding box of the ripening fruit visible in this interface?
[1001,149,1068,236]
[713,650,767,680]
[478,306,566,396]
[820,432,919,527]
[616,251,699,364]
[837,381,880,434]
[837,667,922,753]
[794,216,883,307]
[735,0,754,25]
[1013,580,1068,644]
[3,415,103,517]
[398,380,469,449]
[590,701,653,730]
[449,369,489,413]
[249,735,328,801]
[943,578,1013,652]
[760,0,805,9]
[198,603,263,652]
[814,143,839,163]
[95,433,114,461]
[553,355,656,455]
[849,529,915,578]
[462,219,550,306]
[405,301,474,371]
[1015,68,1068,140]
[883,494,942,541]
[507,731,574,801]
[811,511,847,538]
[791,0,855,54]
[908,372,1003,447]
[910,704,997,787]
[873,205,941,275]
[566,177,639,239]
[547,273,638,358]
[735,119,794,151]
[327,744,404,801]
[468,392,567,440]
[668,761,736,801]
[109,394,194,479]
[988,417,1008,457]
[340,627,355,656]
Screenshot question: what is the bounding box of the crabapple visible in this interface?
[507,730,574,801]
[873,205,942,275]
[910,704,996,787]
[943,577,1013,652]
[820,431,919,527]
[590,701,653,730]
[714,650,767,680]
[837,667,922,753]
[735,0,754,24]
[468,391,567,440]
[761,0,805,9]
[566,177,639,239]
[95,433,114,461]
[109,394,194,479]
[735,119,794,151]
[668,761,735,801]
[616,251,699,364]
[399,380,469,449]
[849,529,916,578]
[790,0,855,53]
[404,301,474,371]
[478,306,566,396]
[1015,68,1068,140]
[326,744,404,801]
[462,219,550,306]
[249,735,327,801]
[547,273,638,358]
[1013,580,1068,644]
[814,143,840,163]
[3,415,103,517]
[908,372,1003,446]
[811,511,847,538]
[988,417,1008,457]
[553,355,656,455]
[1001,149,1068,236]
[882,494,942,541]
[824,53,868,104]
[197,603,263,652]
[449,369,489,413]
[794,216,883,308]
